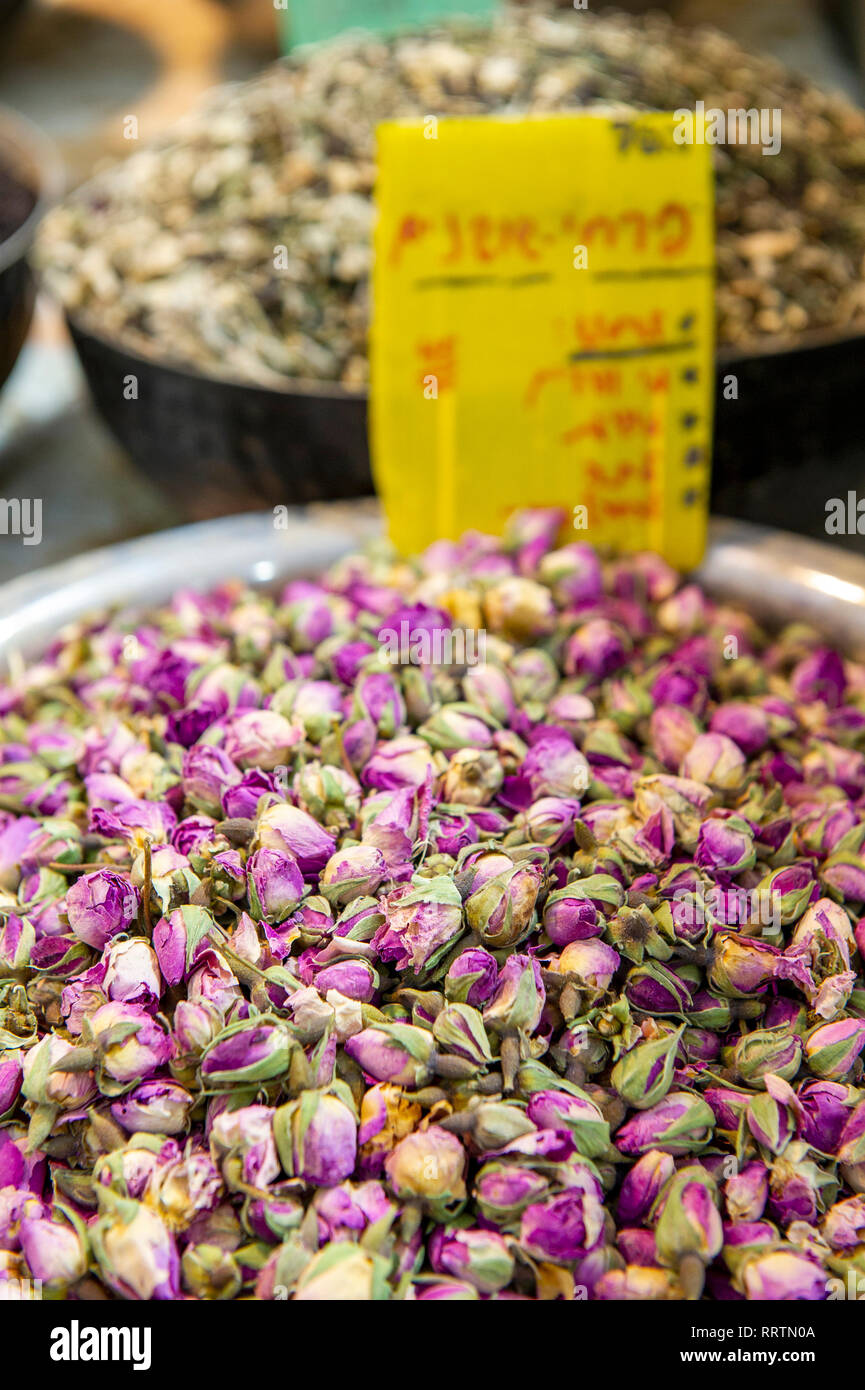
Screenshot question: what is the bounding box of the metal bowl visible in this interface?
[65,312,865,537]
[0,106,63,392]
[1,510,864,664]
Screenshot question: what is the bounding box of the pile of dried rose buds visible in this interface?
[2,508,865,1301]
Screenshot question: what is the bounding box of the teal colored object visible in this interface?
[277,0,497,51]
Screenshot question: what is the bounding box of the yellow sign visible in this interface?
[370,113,715,569]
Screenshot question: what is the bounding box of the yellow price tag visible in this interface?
[370,113,715,569]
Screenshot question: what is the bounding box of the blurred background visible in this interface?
[1,0,865,582]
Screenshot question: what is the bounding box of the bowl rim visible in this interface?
[0,104,64,276]
[64,306,865,405]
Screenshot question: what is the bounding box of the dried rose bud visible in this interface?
[384,1127,466,1210]
[181,1243,242,1300]
[483,954,545,1036]
[484,576,556,643]
[200,1017,297,1086]
[624,962,692,1015]
[739,1248,827,1301]
[474,1162,549,1224]
[293,1242,391,1301]
[709,701,769,756]
[725,1162,769,1223]
[680,732,745,792]
[519,1172,605,1263]
[611,1027,683,1111]
[458,847,545,949]
[695,816,755,874]
[209,1103,279,1191]
[804,1018,865,1080]
[65,868,139,949]
[111,1080,193,1135]
[595,1265,681,1300]
[542,884,601,947]
[429,1226,514,1294]
[444,947,498,1007]
[20,1216,87,1288]
[558,938,621,993]
[256,802,336,875]
[655,1166,723,1268]
[707,934,782,998]
[319,844,387,908]
[345,1024,435,1090]
[91,1191,180,1301]
[433,1004,492,1066]
[617,1150,676,1224]
[747,1074,800,1154]
[797,1079,855,1153]
[274,1090,358,1186]
[372,875,463,972]
[525,1088,609,1159]
[733,1028,803,1086]
[246,847,305,922]
[615,1092,715,1157]
[756,863,816,926]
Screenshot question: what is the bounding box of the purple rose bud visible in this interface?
[91,1194,180,1301]
[320,844,387,908]
[246,848,304,922]
[373,876,463,972]
[823,1195,865,1250]
[542,885,602,947]
[740,1249,826,1301]
[429,1226,514,1294]
[624,962,691,1015]
[734,1028,803,1086]
[256,803,337,876]
[617,1150,676,1223]
[804,1018,865,1080]
[648,704,702,770]
[89,1001,175,1085]
[152,906,216,987]
[695,816,755,874]
[363,736,437,790]
[475,1162,549,1224]
[564,619,629,683]
[797,1079,853,1153]
[181,744,241,813]
[680,732,745,791]
[345,1024,436,1090]
[709,702,769,756]
[558,938,621,992]
[65,869,139,949]
[221,768,279,819]
[314,958,378,1002]
[725,1161,768,1222]
[655,1167,723,1266]
[209,1103,279,1190]
[790,647,845,708]
[520,1177,605,1262]
[615,1092,715,1156]
[0,1056,22,1118]
[20,1217,86,1287]
[222,708,302,769]
[525,1088,609,1158]
[483,954,545,1036]
[111,1081,193,1134]
[444,947,498,1007]
[746,1074,800,1153]
[274,1091,357,1186]
[102,937,162,1010]
[201,1018,296,1085]
[708,934,781,998]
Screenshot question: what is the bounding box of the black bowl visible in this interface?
[0,107,62,393]
[66,312,865,543]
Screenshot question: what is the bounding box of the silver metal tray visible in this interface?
[1,509,864,663]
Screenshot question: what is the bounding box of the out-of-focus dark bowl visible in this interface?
[66,319,373,517]
[0,106,62,392]
[65,311,865,541]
